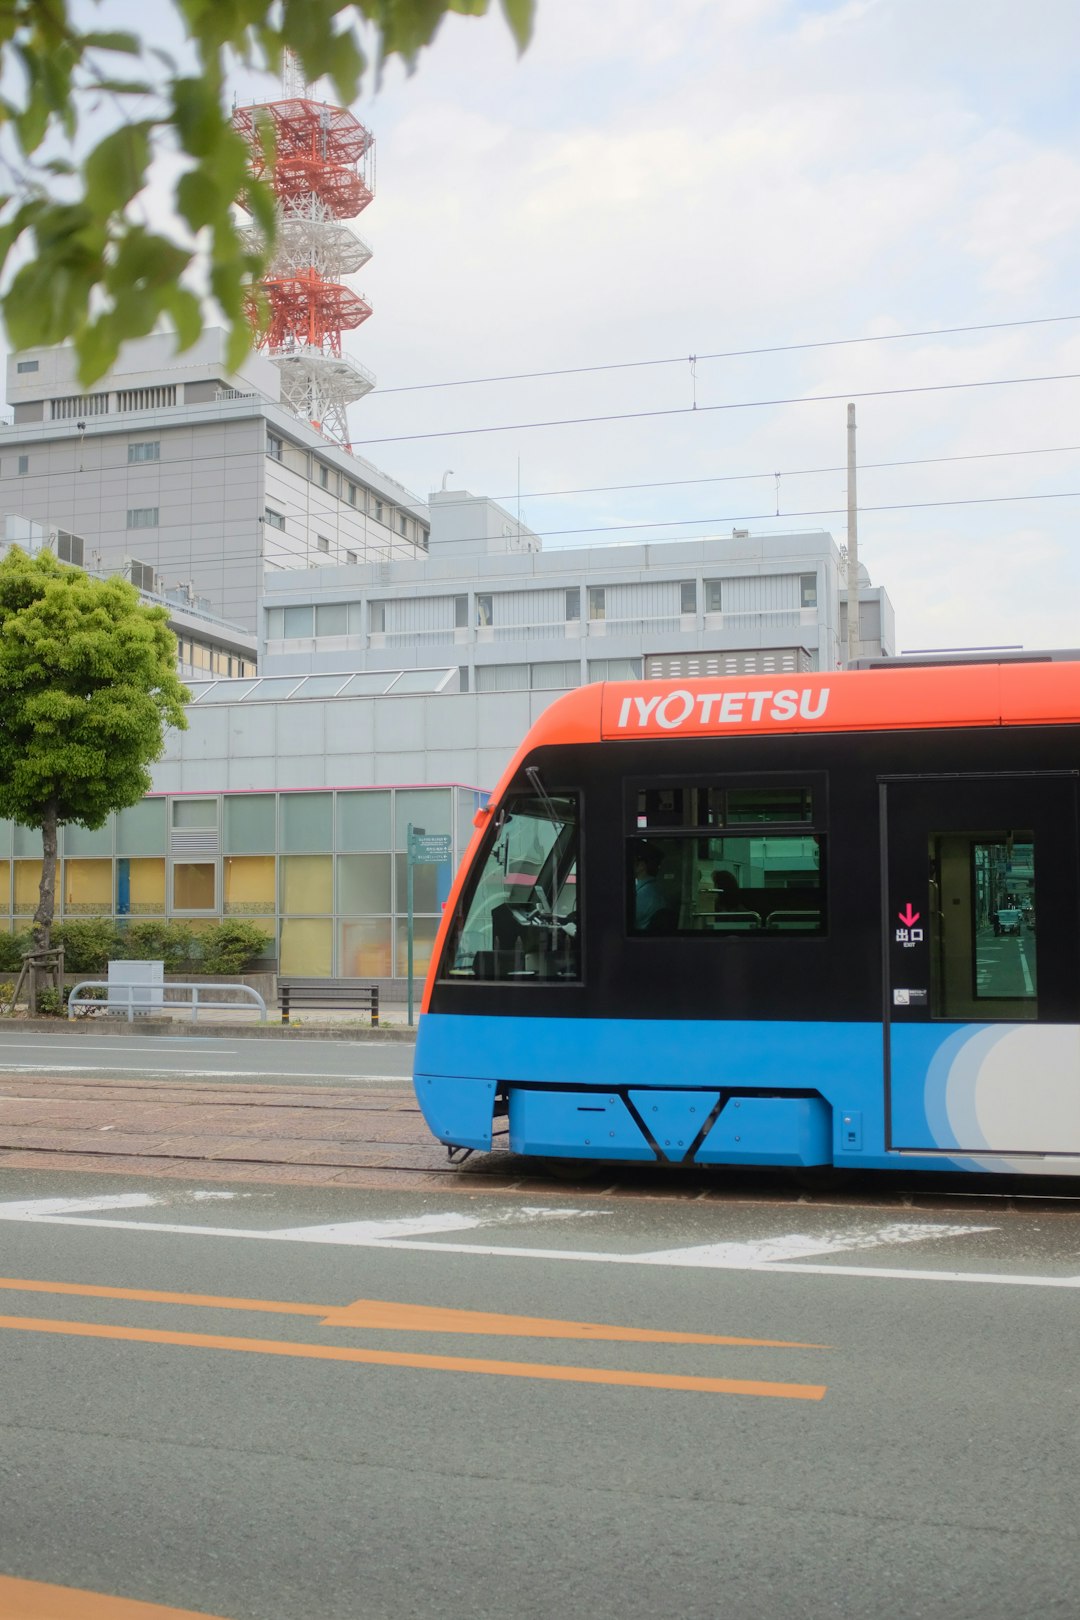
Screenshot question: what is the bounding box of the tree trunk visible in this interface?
[33,800,58,954]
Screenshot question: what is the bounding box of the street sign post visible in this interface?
[406,825,453,1025]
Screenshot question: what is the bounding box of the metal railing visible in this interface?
[68,980,267,1023]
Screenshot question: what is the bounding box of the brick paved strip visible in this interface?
[0,1080,417,1111]
[0,1101,431,1144]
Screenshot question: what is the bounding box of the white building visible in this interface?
[261,488,894,687]
[0,331,431,635]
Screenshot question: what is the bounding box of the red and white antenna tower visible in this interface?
[233,54,376,447]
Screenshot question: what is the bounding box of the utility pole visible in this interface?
[846,402,859,668]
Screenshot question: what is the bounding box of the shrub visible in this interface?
[36,985,68,1016]
[198,920,272,976]
[54,917,120,973]
[120,920,201,972]
[0,932,30,973]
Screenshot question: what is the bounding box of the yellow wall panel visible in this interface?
[224,856,276,914]
[280,918,332,976]
[281,855,332,915]
[63,859,112,915]
[13,861,42,915]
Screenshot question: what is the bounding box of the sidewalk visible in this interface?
[8,1010,417,1039]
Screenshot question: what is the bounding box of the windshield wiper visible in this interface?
[525,765,569,926]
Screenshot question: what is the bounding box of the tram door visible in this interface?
[882,772,1080,1156]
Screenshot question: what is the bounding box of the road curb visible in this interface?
[5,1018,416,1042]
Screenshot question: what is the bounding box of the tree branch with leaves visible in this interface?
[0,0,534,384]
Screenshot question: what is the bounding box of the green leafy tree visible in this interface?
[0,547,189,957]
[0,0,535,384]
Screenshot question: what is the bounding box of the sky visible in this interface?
[21,0,1080,653]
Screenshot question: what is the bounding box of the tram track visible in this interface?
[0,1074,1078,1212]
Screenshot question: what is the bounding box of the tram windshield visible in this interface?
[441,792,580,981]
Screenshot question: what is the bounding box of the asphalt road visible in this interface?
[1,1169,1079,1619]
[0,1029,415,1085]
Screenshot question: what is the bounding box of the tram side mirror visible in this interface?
[473,804,493,829]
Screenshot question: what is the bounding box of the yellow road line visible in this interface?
[0,1276,325,1319]
[0,1572,231,1618]
[0,1314,828,1400]
[321,1298,827,1346]
[0,1277,828,1348]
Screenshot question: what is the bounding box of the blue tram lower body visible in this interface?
[414,1014,1080,1176]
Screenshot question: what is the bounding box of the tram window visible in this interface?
[439,793,580,982]
[635,783,814,831]
[930,833,1037,1020]
[629,834,824,936]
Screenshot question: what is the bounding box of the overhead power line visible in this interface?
[367,313,1080,397]
[261,488,1080,561]
[460,488,1080,545]
[431,442,1080,508]
[354,370,1080,449]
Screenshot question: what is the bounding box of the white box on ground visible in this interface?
[108,959,164,1016]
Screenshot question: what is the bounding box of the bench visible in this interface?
[278,978,380,1027]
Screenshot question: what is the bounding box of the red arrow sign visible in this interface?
[898,904,920,927]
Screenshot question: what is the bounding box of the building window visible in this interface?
[374,499,384,523]
[475,663,527,692]
[370,601,386,633]
[267,434,283,461]
[476,594,493,627]
[283,605,314,639]
[458,666,469,692]
[588,586,606,621]
[316,535,330,555]
[264,507,285,530]
[172,862,216,911]
[127,508,159,529]
[315,602,348,636]
[454,595,468,629]
[565,588,580,621]
[420,527,430,550]
[319,464,329,489]
[346,482,357,506]
[800,573,818,608]
[588,657,643,681]
[128,441,160,463]
[17,455,28,475]
[531,661,581,690]
[704,579,723,613]
[16,359,38,373]
[398,513,407,537]
[680,581,697,614]
[173,799,217,832]
[346,550,358,564]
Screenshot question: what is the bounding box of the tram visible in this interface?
[413,656,1080,1176]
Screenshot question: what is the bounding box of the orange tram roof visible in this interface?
[507,657,1080,761]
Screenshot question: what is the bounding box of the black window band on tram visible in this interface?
[627,776,827,938]
[440,790,581,983]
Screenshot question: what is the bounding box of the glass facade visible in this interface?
[0,787,474,975]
